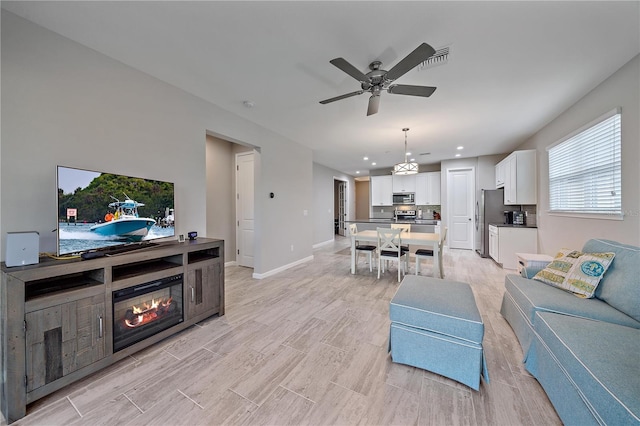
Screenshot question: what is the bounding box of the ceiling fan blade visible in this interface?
[319,90,365,104]
[384,43,436,82]
[367,95,380,116]
[388,84,437,97]
[329,58,369,83]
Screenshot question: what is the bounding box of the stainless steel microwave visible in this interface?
[393,193,415,205]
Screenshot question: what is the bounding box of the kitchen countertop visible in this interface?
[489,223,538,228]
[346,219,440,225]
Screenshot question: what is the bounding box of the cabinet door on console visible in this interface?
[186,262,221,319]
[25,294,106,392]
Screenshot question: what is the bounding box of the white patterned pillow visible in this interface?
[533,249,615,298]
[563,252,616,298]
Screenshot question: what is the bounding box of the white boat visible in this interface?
[90,199,155,241]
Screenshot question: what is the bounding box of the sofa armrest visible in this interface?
[521,264,549,279]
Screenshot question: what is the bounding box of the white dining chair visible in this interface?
[390,223,411,252]
[415,226,448,278]
[377,227,409,282]
[349,223,376,272]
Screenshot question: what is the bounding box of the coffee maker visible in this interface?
[504,210,525,225]
[513,211,525,225]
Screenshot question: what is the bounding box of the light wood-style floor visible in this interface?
[5,237,562,425]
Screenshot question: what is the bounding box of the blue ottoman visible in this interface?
[389,275,489,390]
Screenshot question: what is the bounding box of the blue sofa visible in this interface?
[500,239,640,426]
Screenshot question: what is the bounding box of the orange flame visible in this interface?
[124,297,173,328]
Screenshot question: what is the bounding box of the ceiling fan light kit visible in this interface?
[320,42,438,116]
[394,128,418,175]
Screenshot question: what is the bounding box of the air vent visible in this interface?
[418,46,449,70]
[420,152,431,156]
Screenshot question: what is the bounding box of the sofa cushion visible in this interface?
[521,264,549,279]
[582,239,640,322]
[533,248,615,298]
[529,312,640,425]
[504,274,640,330]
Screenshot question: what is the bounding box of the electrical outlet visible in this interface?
[290,244,294,252]
[381,208,384,213]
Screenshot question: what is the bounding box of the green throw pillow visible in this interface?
[533,249,615,298]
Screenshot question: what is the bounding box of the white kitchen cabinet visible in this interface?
[370,175,393,206]
[504,155,517,204]
[499,150,537,205]
[495,160,505,188]
[489,225,499,261]
[491,226,538,270]
[426,172,441,204]
[392,174,416,194]
[415,172,441,205]
[415,173,428,205]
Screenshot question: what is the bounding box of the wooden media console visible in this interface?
[1,238,224,423]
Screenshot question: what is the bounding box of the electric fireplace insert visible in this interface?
[112,274,184,352]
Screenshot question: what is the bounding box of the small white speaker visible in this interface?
[5,232,40,267]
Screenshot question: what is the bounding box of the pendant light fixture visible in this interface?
[393,128,419,175]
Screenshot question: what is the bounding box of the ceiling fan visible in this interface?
[320,42,438,116]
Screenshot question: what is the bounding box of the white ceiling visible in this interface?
[3,1,639,176]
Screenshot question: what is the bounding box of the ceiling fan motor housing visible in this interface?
[367,65,387,87]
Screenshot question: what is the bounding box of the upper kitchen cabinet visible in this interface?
[392,174,416,194]
[370,175,393,206]
[497,150,537,205]
[495,161,506,188]
[415,172,441,205]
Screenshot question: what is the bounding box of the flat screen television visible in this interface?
[57,166,175,256]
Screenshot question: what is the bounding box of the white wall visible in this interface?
[518,54,640,252]
[312,163,355,246]
[205,135,235,262]
[1,12,313,275]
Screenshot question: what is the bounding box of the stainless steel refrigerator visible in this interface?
[475,188,507,257]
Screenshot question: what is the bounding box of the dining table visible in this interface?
[350,229,442,278]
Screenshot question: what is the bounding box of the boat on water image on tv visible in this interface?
[57,166,175,256]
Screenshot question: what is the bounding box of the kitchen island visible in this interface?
[346,219,440,233]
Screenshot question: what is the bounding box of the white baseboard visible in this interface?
[313,238,335,249]
[224,261,237,267]
[252,255,314,279]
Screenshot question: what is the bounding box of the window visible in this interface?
[547,108,621,217]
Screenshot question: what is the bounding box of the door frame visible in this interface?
[446,167,476,250]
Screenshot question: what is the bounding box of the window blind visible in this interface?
[547,110,621,215]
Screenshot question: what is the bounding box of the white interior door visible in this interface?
[447,168,475,250]
[236,152,254,267]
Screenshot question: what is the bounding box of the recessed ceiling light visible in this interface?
[455,153,461,157]
[372,162,377,166]
[457,146,464,150]
[363,156,369,161]
[410,158,416,162]
[356,171,360,174]
[406,152,412,156]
